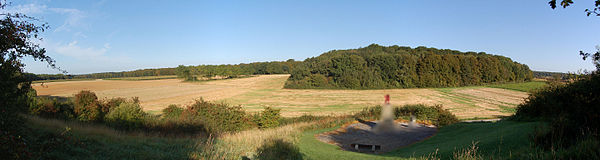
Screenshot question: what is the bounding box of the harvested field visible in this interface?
[33,74,529,119]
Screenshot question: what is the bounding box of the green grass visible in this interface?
[104,75,178,81]
[298,121,541,159]
[25,116,203,159]
[486,81,548,92]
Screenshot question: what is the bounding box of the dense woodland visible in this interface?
[285,44,533,89]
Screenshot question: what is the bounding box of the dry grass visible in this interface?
[191,122,313,159]
[33,74,529,119]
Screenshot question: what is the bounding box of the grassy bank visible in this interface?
[298,120,541,159]
[25,115,202,159]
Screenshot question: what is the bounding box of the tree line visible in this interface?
[29,44,532,89]
[175,60,301,81]
[26,68,178,80]
[27,60,300,81]
[284,44,533,89]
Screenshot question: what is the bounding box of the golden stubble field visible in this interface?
[33,74,529,119]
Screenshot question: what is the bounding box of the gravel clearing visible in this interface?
[316,120,437,154]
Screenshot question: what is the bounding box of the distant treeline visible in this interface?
[284,44,533,89]
[532,71,572,80]
[25,68,177,81]
[175,60,300,81]
[28,60,300,81]
[29,44,533,89]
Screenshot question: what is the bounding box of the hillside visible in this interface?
[285,44,533,89]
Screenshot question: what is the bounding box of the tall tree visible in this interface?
[1,1,58,158]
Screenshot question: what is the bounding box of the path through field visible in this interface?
[33,75,528,119]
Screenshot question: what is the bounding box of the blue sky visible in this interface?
[5,0,600,74]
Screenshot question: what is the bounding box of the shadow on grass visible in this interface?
[252,139,303,160]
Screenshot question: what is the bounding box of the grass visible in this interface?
[25,114,315,159]
[25,109,542,159]
[104,75,177,81]
[486,81,548,92]
[197,122,313,159]
[298,120,541,159]
[25,115,202,159]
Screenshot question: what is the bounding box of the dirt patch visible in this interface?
[316,120,437,153]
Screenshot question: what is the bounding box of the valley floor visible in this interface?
[33,74,529,119]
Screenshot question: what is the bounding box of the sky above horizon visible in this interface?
[4,0,600,74]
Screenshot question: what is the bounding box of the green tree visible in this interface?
[1,2,58,158]
[176,65,196,81]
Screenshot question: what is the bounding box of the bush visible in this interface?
[31,97,74,119]
[354,104,459,127]
[162,104,183,119]
[73,90,103,122]
[104,102,147,130]
[515,73,600,149]
[255,139,303,160]
[396,104,459,126]
[181,99,251,134]
[254,107,281,129]
[101,97,127,113]
[279,114,326,126]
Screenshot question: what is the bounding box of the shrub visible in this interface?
[182,99,251,134]
[254,107,281,129]
[255,139,302,160]
[31,97,74,119]
[396,104,458,126]
[73,90,103,122]
[162,104,183,119]
[101,97,127,113]
[515,73,600,149]
[354,104,459,127]
[104,102,147,130]
[279,114,326,126]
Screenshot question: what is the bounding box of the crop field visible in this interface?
[33,74,531,119]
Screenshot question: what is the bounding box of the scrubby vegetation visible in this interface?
[26,91,286,136]
[285,44,533,89]
[254,107,282,129]
[181,99,253,133]
[104,102,147,130]
[513,73,600,158]
[354,104,459,127]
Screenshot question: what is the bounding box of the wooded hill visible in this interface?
[284,44,533,89]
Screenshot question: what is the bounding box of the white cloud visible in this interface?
[2,3,47,15]
[55,41,109,58]
[3,3,86,32]
[49,8,86,32]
